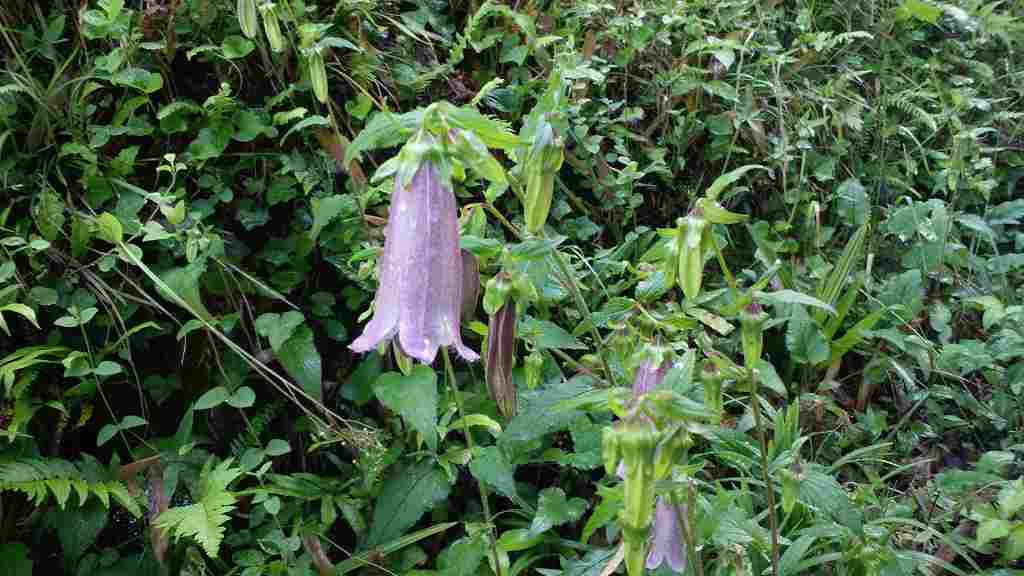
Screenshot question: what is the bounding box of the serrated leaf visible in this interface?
[366,460,451,548]
[310,195,356,241]
[530,487,587,535]
[522,317,585,350]
[786,306,830,365]
[374,366,438,452]
[469,445,517,500]
[255,311,305,352]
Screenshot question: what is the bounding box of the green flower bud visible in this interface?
[740,302,769,369]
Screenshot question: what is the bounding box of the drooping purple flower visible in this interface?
[349,161,479,364]
[646,497,688,572]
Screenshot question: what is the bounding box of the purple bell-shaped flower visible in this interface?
[349,160,479,364]
[646,497,688,572]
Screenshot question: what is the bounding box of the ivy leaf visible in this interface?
[276,325,322,400]
[469,445,517,500]
[786,305,830,365]
[530,487,588,535]
[374,366,438,452]
[366,460,451,548]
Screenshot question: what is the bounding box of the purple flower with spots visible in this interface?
[349,161,479,364]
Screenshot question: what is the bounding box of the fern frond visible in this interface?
[0,458,141,516]
[155,457,242,558]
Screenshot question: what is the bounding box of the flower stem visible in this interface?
[749,372,780,576]
[442,348,504,576]
[676,484,704,576]
[548,245,616,387]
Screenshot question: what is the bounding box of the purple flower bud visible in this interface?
[460,250,480,323]
[350,161,479,364]
[646,497,688,573]
[487,301,517,417]
[632,359,670,397]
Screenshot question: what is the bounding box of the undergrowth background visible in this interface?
[1,0,1024,575]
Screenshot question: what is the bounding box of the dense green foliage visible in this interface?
[1,0,1023,575]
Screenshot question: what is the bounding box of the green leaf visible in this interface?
[999,479,1024,519]
[704,164,769,201]
[95,213,123,244]
[374,366,438,452]
[265,439,291,456]
[255,311,305,352]
[896,0,942,24]
[366,460,451,548]
[522,317,585,350]
[111,67,163,93]
[977,517,1012,548]
[226,386,256,409]
[756,290,836,316]
[280,115,330,144]
[561,548,617,576]
[0,542,32,576]
[310,195,356,241]
[530,487,587,535]
[438,535,486,576]
[1004,525,1024,562]
[276,325,322,400]
[195,386,230,410]
[221,36,255,59]
[93,361,122,377]
[155,458,241,558]
[469,445,517,500]
[49,500,107,564]
[786,305,830,365]
[779,534,817,576]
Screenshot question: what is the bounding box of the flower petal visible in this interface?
[646,497,687,573]
[632,359,670,397]
[395,162,479,364]
[349,175,405,354]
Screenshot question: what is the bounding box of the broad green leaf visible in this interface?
[438,535,486,576]
[226,386,256,409]
[265,439,291,456]
[255,311,305,352]
[280,115,330,144]
[276,326,322,400]
[977,517,1012,548]
[1004,525,1024,562]
[779,534,817,576]
[529,487,587,535]
[469,445,517,500]
[896,0,942,24]
[95,213,123,244]
[111,67,163,93]
[221,36,255,59]
[366,460,451,548]
[49,500,107,563]
[999,479,1024,518]
[310,195,357,241]
[374,366,438,452]
[786,306,830,365]
[522,317,585,350]
[93,361,122,377]
[195,386,230,410]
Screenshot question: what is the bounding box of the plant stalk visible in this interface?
[442,348,505,576]
[749,372,781,576]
